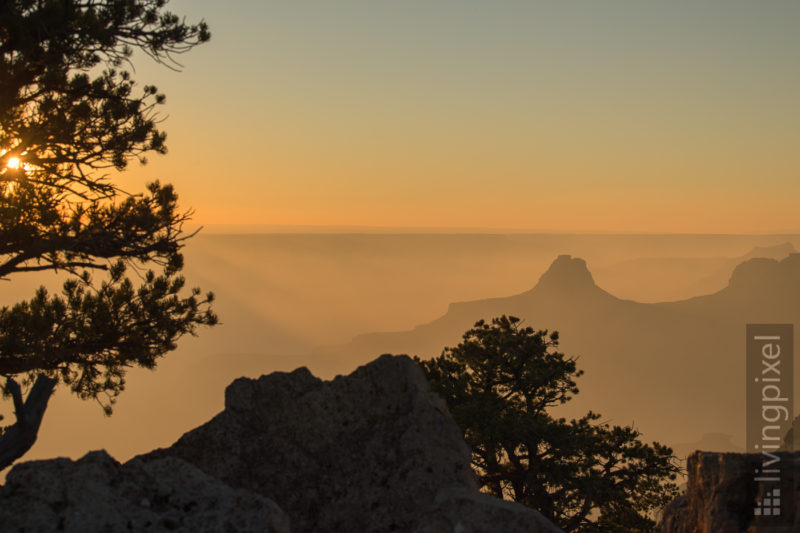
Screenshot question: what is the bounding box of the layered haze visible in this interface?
[2,232,797,469]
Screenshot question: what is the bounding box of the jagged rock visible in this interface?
[654,450,800,533]
[0,449,289,533]
[144,354,560,532]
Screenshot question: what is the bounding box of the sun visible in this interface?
[6,156,20,169]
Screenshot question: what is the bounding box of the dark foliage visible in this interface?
[417,316,681,532]
[0,0,214,469]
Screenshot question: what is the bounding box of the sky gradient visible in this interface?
[122,1,800,233]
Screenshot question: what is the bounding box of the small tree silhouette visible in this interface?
[417,315,680,532]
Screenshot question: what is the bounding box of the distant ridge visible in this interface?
[739,242,796,261]
[334,252,800,449]
[728,252,800,290]
[592,241,796,302]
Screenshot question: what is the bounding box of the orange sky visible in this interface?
[121,1,799,234]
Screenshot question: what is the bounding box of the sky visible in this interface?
[121,1,800,233]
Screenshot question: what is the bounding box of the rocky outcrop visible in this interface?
[414,487,563,533]
[0,354,559,532]
[145,353,560,532]
[0,449,289,533]
[654,450,799,533]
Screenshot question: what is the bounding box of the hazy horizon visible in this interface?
[3,2,798,528]
[3,232,797,473]
[194,225,800,236]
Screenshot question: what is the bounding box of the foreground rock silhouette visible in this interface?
[0,354,561,532]
[655,450,800,532]
[0,450,290,532]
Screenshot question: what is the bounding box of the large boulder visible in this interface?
[0,449,289,533]
[144,354,560,532]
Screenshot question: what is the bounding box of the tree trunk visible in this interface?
[0,374,57,471]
